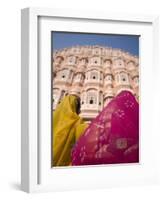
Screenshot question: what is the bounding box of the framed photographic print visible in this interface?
[21,8,159,193]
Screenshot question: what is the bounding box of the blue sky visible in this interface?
[52,32,139,56]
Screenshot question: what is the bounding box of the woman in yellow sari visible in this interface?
[52,95,88,167]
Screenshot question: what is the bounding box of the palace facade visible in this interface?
[53,45,139,121]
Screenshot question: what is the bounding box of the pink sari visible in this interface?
[71,91,139,165]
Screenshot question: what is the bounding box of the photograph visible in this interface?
[52,31,139,167]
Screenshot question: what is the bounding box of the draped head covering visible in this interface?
[71,91,139,165]
[52,95,87,166]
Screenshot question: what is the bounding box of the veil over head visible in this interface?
[71,91,139,165]
[53,95,87,166]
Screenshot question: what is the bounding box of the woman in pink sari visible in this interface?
[71,91,139,165]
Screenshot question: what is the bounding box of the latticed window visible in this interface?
[90,71,98,80]
[120,73,128,83]
[86,91,97,104]
[90,57,101,65]
[114,58,125,68]
[68,56,76,64]
[118,60,123,66]
[99,91,103,106]
[81,92,86,105]
[105,74,112,81]
[104,59,111,67]
[59,69,69,79]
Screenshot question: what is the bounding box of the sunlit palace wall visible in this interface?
[53,45,139,121]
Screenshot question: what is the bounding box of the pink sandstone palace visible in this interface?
[53,45,139,121]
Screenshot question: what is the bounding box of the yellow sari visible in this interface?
[52,95,87,166]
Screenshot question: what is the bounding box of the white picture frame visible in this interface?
[21,7,159,193]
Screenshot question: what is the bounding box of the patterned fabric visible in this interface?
[71,91,139,165]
